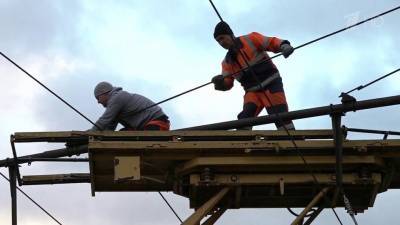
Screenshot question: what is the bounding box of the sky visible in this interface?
[0,0,399,224]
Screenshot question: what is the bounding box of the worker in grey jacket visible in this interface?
[89,81,170,131]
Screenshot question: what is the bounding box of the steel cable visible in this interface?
[0,52,100,129]
[342,68,400,96]
[0,171,63,225]
[158,192,183,223]
[1,4,398,225]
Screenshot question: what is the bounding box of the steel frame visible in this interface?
[291,188,330,225]
[2,94,400,225]
[182,187,230,225]
[9,166,17,225]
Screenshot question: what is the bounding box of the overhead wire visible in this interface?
[341,68,400,96]
[0,56,182,223]
[158,192,183,223]
[120,4,400,118]
[2,5,399,125]
[1,3,399,225]
[0,52,100,129]
[0,171,63,225]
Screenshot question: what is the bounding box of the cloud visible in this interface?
[1,1,400,225]
[0,1,82,55]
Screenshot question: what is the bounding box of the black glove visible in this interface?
[280,40,294,58]
[211,74,227,91]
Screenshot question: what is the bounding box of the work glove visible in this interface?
[280,40,294,58]
[211,74,227,91]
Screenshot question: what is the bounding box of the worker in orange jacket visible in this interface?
[211,21,295,130]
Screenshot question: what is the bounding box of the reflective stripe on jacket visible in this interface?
[221,32,284,90]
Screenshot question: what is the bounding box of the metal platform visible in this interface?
[6,130,400,213]
[1,129,400,225]
[3,95,400,225]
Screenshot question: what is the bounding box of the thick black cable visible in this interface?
[128,81,212,117]
[0,52,100,129]
[208,0,224,21]
[332,208,345,225]
[2,4,397,224]
[158,192,183,223]
[295,5,400,51]
[0,171,63,225]
[342,68,400,96]
[121,4,400,118]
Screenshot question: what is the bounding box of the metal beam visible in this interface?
[22,173,90,185]
[331,114,344,190]
[182,187,230,225]
[181,95,400,130]
[201,207,227,225]
[189,173,382,186]
[178,155,382,174]
[291,188,329,225]
[9,166,17,225]
[10,136,22,185]
[344,127,400,138]
[22,158,88,162]
[0,145,88,168]
[13,130,335,142]
[87,139,400,151]
[303,207,324,225]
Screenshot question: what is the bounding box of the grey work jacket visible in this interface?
[91,87,166,131]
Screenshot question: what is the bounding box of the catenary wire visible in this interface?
[121,4,400,118]
[342,68,400,96]
[1,3,398,224]
[158,192,183,223]
[0,52,100,129]
[0,5,398,128]
[0,171,63,225]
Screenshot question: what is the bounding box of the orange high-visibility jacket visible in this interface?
[221,32,285,90]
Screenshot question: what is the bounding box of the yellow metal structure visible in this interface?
[9,130,400,225]
[114,156,140,182]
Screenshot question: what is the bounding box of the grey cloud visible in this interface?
[1,1,400,225]
[0,1,83,56]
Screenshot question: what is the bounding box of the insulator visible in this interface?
[343,194,355,215]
